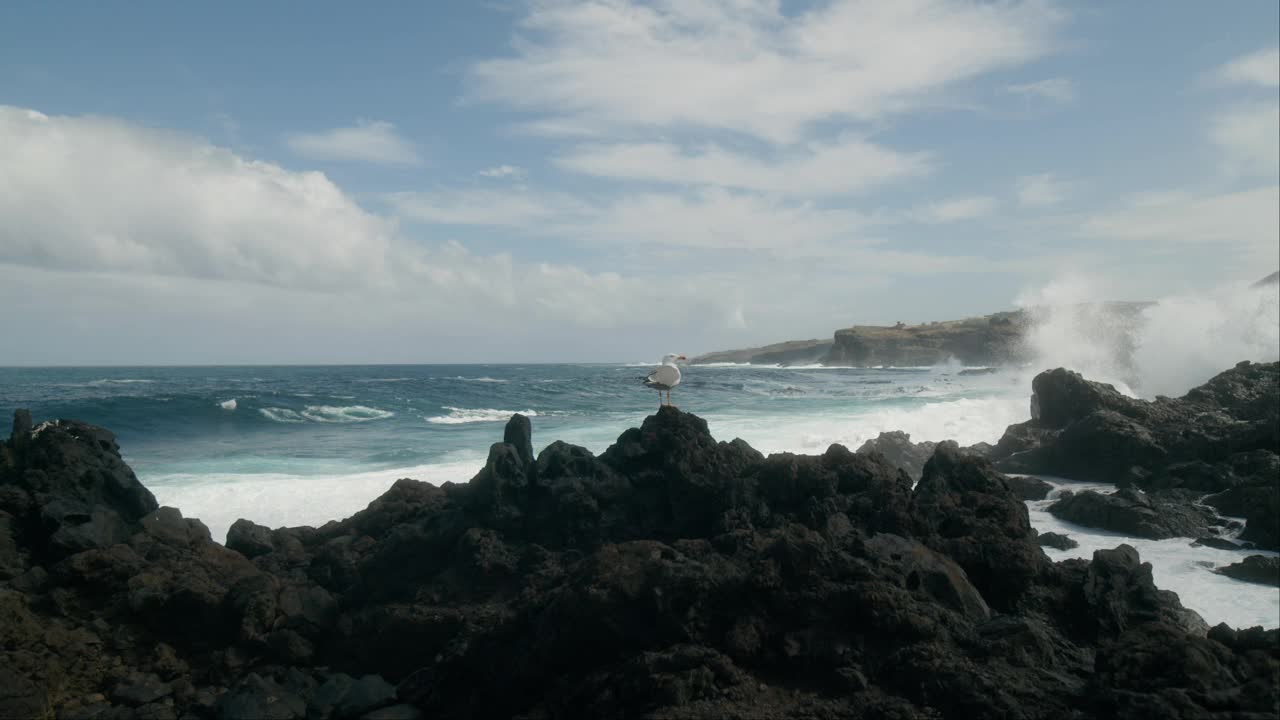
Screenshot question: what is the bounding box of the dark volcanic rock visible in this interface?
[1047,488,1217,540]
[856,430,936,481]
[1215,555,1280,587]
[227,519,275,557]
[1037,531,1078,550]
[910,442,1048,610]
[2,393,1279,720]
[1006,475,1054,501]
[1190,536,1241,551]
[993,362,1279,548]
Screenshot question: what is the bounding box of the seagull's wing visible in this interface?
[645,364,680,387]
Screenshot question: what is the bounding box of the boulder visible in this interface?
[1189,536,1240,551]
[1215,555,1280,587]
[1037,532,1078,550]
[1005,475,1054,501]
[910,442,1046,610]
[1047,488,1215,540]
[503,413,535,472]
[227,519,275,557]
[216,674,306,720]
[112,673,172,706]
[856,431,936,481]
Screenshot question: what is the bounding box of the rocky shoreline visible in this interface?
[2,363,1278,719]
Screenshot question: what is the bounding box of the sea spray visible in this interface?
[1017,275,1280,398]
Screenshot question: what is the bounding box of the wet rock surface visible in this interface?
[1037,531,1079,550]
[994,361,1280,550]
[2,372,1279,719]
[1216,555,1280,587]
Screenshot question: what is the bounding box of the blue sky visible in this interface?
[1,1,1277,364]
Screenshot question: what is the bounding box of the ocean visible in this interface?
[2,362,1276,629]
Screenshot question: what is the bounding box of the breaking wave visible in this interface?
[1019,275,1280,398]
[425,407,539,425]
[258,405,395,423]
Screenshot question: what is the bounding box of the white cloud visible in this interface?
[1016,173,1069,206]
[1080,186,1279,266]
[479,164,526,178]
[286,120,421,165]
[7,105,896,361]
[917,195,997,223]
[1217,47,1280,87]
[554,136,931,195]
[389,187,595,228]
[1005,77,1075,104]
[1209,102,1280,178]
[0,105,696,331]
[468,0,1062,143]
[1,106,400,290]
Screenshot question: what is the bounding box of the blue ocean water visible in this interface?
[2,362,1276,628]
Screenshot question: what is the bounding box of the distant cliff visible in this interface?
[691,312,1029,367]
[825,312,1028,367]
[690,338,832,365]
[692,303,1157,368]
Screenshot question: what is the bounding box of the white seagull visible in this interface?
[643,353,686,407]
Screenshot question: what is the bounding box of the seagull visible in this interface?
[643,353,686,407]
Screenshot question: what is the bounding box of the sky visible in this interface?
[1,0,1277,365]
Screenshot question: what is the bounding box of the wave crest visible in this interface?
[259,405,394,423]
[425,407,539,425]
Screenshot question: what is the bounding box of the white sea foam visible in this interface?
[301,405,395,423]
[146,456,486,544]
[425,407,539,424]
[259,407,305,423]
[707,394,1029,456]
[360,377,412,383]
[257,405,394,423]
[454,376,508,383]
[1025,480,1279,630]
[58,378,157,387]
[218,399,237,411]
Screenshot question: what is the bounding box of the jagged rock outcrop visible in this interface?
[1037,532,1078,550]
[993,361,1280,549]
[2,402,1277,719]
[1215,555,1280,587]
[1047,487,1219,540]
[856,431,936,481]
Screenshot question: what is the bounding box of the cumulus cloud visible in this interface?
[1080,186,1279,266]
[478,164,526,178]
[1216,47,1280,88]
[468,0,1062,143]
[1016,173,1069,206]
[1005,77,1075,104]
[917,195,998,223]
[285,120,421,165]
[4,105,924,362]
[1,106,399,291]
[391,184,883,254]
[0,107,697,326]
[1209,102,1280,178]
[554,136,931,195]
